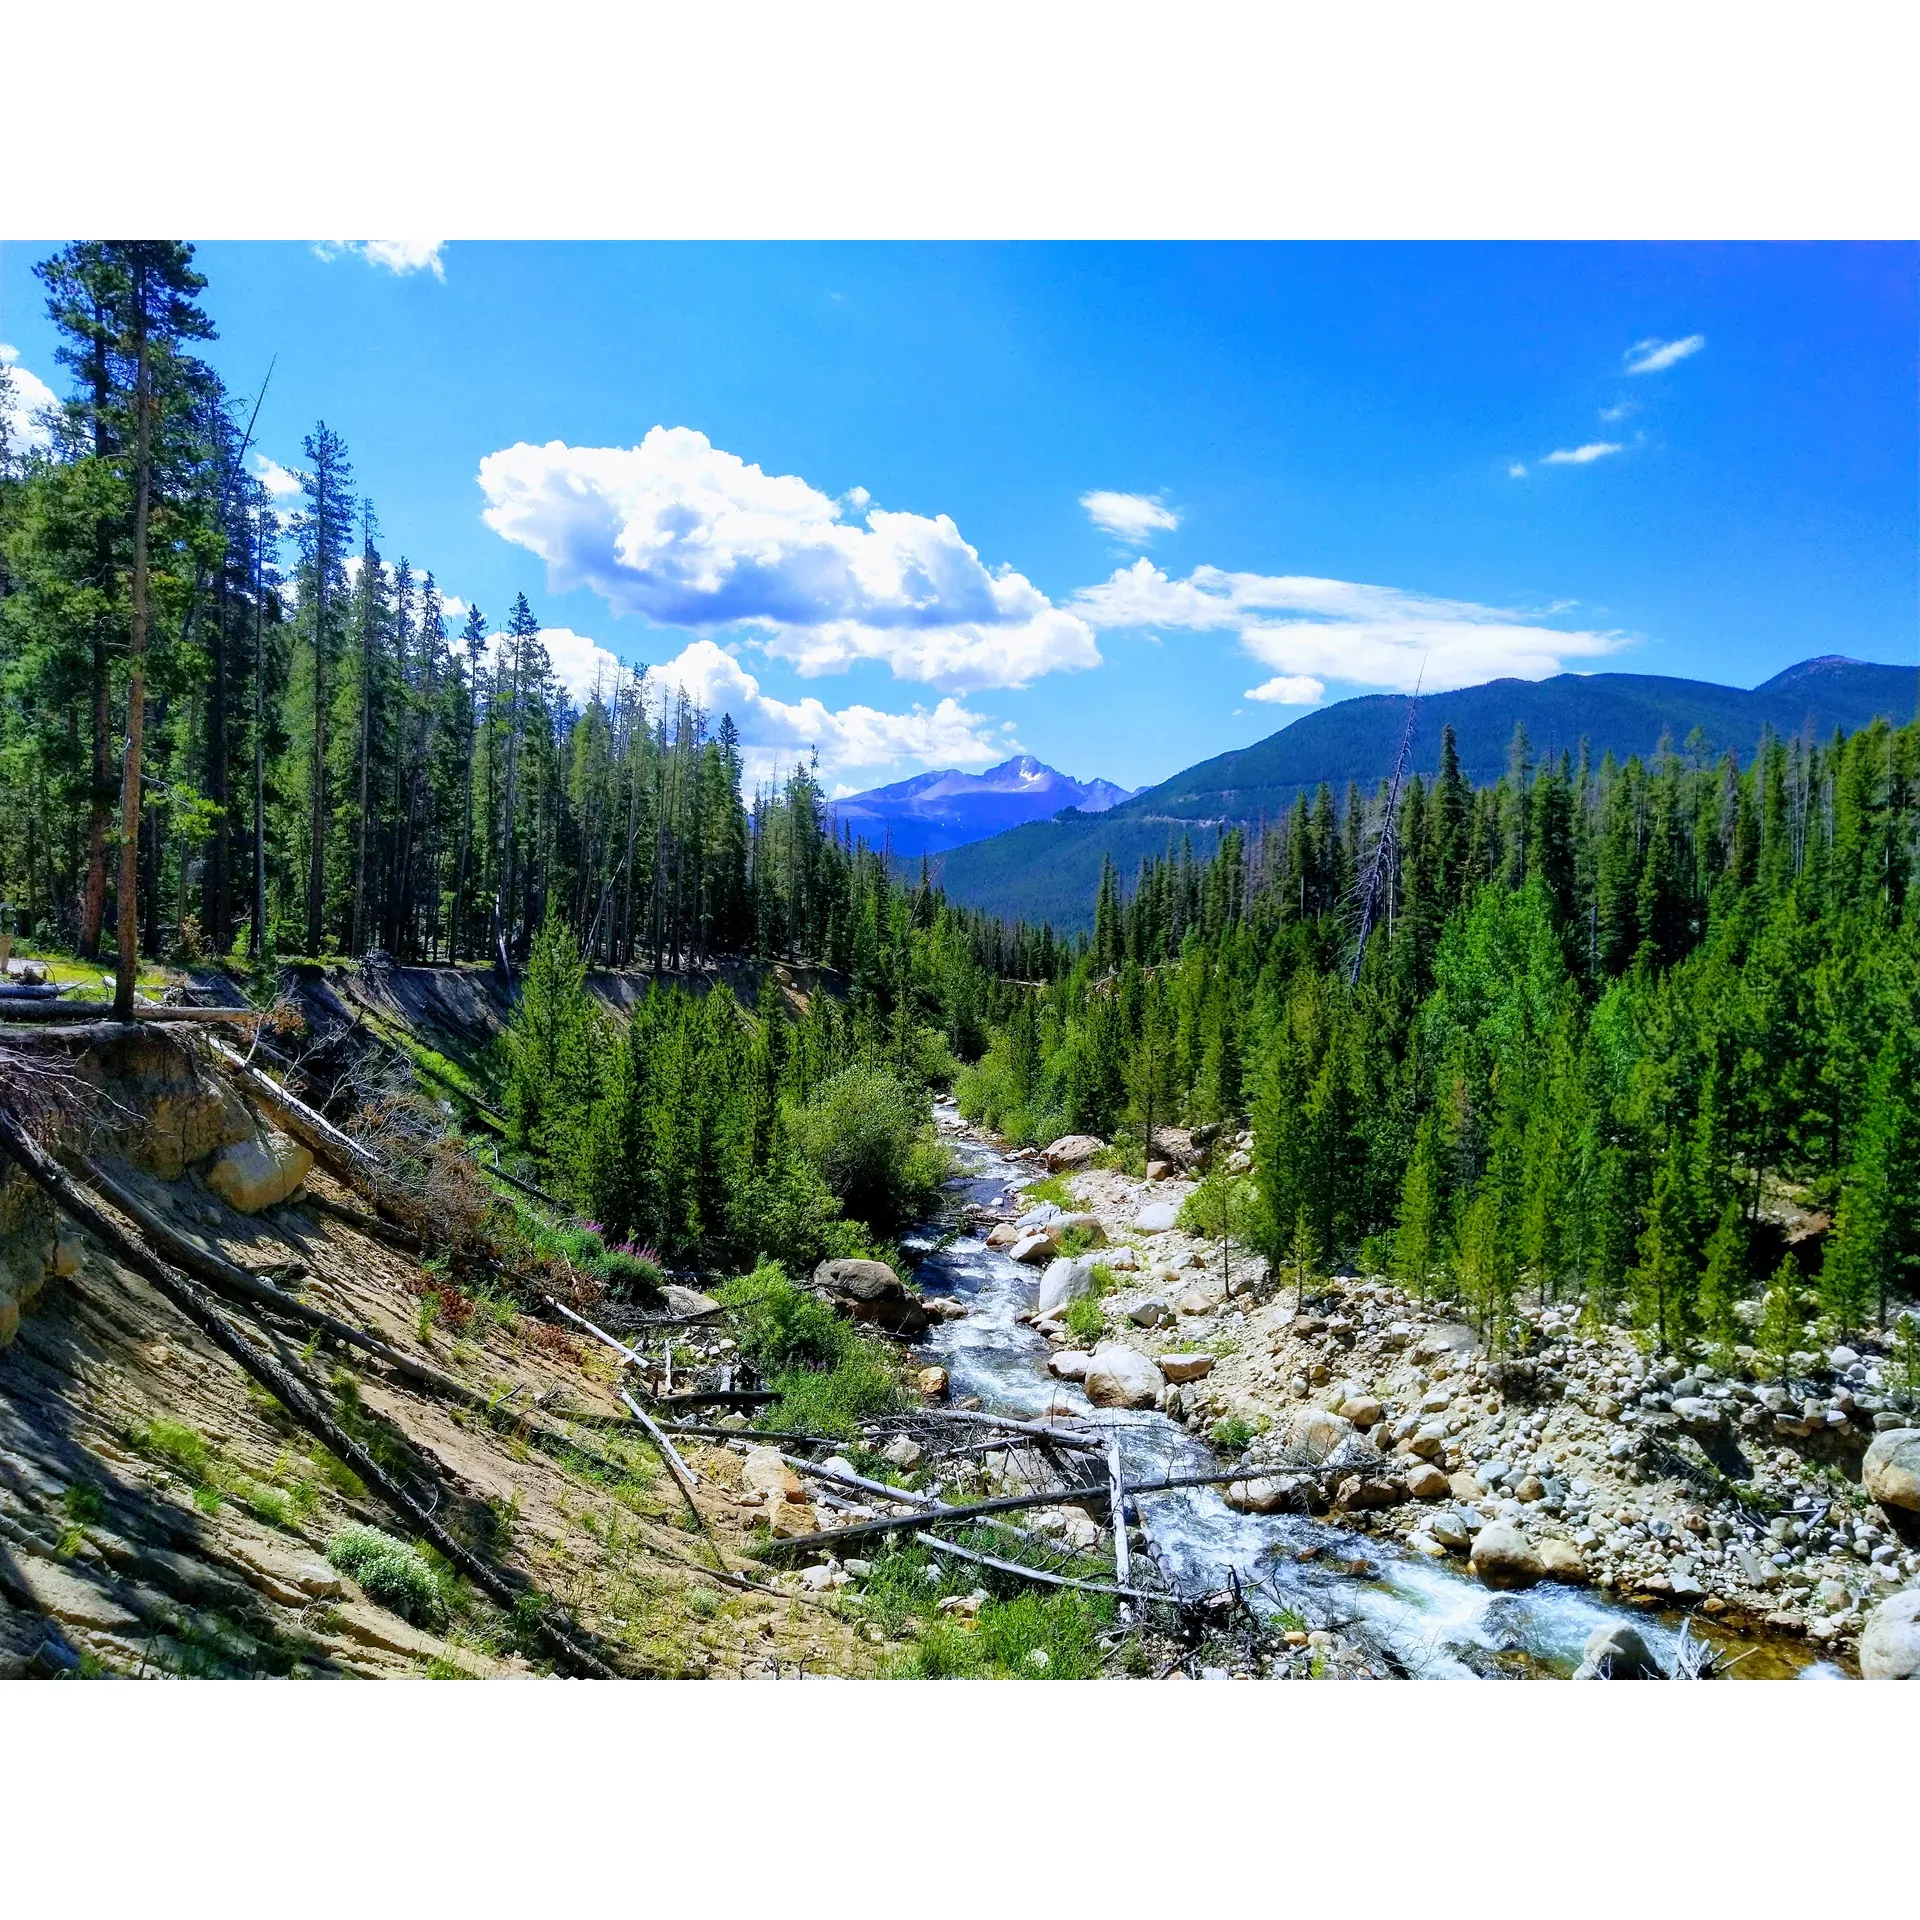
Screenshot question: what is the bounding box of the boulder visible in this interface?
[1043,1134,1105,1173]
[1671,1395,1726,1437]
[1156,1351,1216,1384]
[880,1435,925,1471]
[1537,1537,1590,1584]
[1447,1471,1484,1504]
[663,1282,722,1317]
[1083,1345,1164,1410]
[1224,1475,1294,1514]
[1429,1509,1475,1551]
[1339,1395,1384,1430]
[1403,1462,1450,1500]
[914,1366,949,1399]
[1468,1523,1546,1590]
[1178,1288,1217,1315]
[1573,1622,1662,1680]
[1008,1233,1054,1266]
[742,1446,807,1504]
[1285,1406,1355,1463]
[204,1132,314,1214]
[1133,1202,1181,1234]
[1048,1350,1092,1380]
[1128,1297,1174,1327]
[1100,1245,1139,1271]
[1857,1587,1920,1680]
[1037,1256,1099,1315]
[1015,1202,1064,1233]
[811,1258,930,1337]
[1050,1211,1107,1246]
[1405,1422,1448,1461]
[1863,1428,1920,1514]
[766,1497,825,1540]
[1145,1159,1172,1181]
[985,1224,1019,1249]
[1513,1474,1546,1503]
[1334,1475,1402,1512]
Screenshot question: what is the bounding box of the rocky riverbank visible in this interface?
[944,1108,1920,1674]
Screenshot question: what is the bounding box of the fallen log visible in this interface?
[1107,1434,1133,1604]
[0,1002,264,1025]
[917,1533,1158,1605]
[659,1387,777,1412]
[64,1153,477,1405]
[0,1099,615,1679]
[762,1461,1355,1559]
[618,1387,728,1569]
[205,1037,397,1215]
[891,1405,1104,1453]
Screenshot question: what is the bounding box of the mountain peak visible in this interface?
[833,755,1139,859]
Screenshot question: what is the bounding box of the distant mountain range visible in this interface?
[831,755,1138,860]
[930,656,1919,930]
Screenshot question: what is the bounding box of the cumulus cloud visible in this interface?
[475,427,1100,693]
[1508,462,1529,479]
[313,240,447,280]
[1,344,58,452]
[1624,333,1704,375]
[1072,559,1626,695]
[251,451,303,500]
[483,626,626,707]
[1080,489,1179,544]
[1245,675,1326,706]
[1542,441,1622,466]
[648,639,1008,784]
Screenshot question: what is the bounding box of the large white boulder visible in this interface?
[1858,1587,1920,1680]
[1283,1406,1354,1463]
[1043,1135,1105,1173]
[1863,1428,1920,1514]
[1133,1202,1180,1234]
[1156,1352,1216,1384]
[1083,1345,1164,1409]
[205,1132,313,1214]
[1037,1256,1098,1316]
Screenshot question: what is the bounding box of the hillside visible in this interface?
[831,755,1136,860]
[933,656,1919,928]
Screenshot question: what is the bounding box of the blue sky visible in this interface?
[3,241,1914,795]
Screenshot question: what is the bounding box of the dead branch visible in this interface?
[916,1533,1158,1605]
[618,1387,729,1570]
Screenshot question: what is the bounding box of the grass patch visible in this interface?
[134,1417,212,1483]
[1020,1175,1075,1210]
[1055,1224,1099,1258]
[1061,1296,1106,1344]
[326,1525,448,1629]
[719,1258,908,1440]
[1208,1414,1257,1453]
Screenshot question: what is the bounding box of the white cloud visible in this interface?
[251,451,303,500]
[1542,441,1623,466]
[1080,489,1179,544]
[648,639,1008,783]
[1072,559,1626,695]
[1598,399,1639,423]
[1624,333,1704,375]
[475,427,1101,693]
[1508,462,1529,479]
[1245,675,1326,706]
[1,343,58,452]
[313,240,446,280]
[483,626,625,707]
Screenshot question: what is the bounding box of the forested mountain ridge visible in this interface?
[933,656,1919,929]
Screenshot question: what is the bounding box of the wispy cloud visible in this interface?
[313,240,447,280]
[1080,490,1179,545]
[1542,441,1623,466]
[1624,333,1704,375]
[1073,560,1627,696]
[1598,399,1639,423]
[478,427,1101,694]
[1508,462,1529,479]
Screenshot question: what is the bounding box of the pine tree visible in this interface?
[1287,1205,1318,1311]
[1756,1255,1805,1387]
[1697,1198,1747,1344]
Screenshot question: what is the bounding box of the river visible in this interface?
[906,1120,1833,1679]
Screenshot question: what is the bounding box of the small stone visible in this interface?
[1536,1537,1589,1584]
[881,1435,925,1471]
[915,1366,949,1398]
[1402,1462,1450,1500]
[1573,1622,1662,1679]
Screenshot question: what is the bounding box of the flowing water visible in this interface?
[907,1123,1826,1680]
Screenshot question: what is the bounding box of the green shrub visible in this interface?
[1055,1224,1098,1258]
[719,1258,906,1439]
[1061,1296,1105,1343]
[788,1063,953,1233]
[1209,1414,1256,1453]
[591,1249,664,1298]
[326,1525,447,1628]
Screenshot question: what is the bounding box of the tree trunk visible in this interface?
[78,314,115,961]
[112,307,152,1020]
